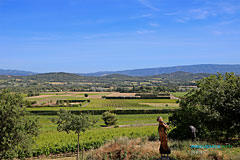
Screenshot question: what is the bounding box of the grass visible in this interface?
[171,92,188,98]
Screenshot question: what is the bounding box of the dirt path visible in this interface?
[105,123,158,128]
[82,103,89,107]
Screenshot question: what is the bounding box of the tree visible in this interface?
[84,94,88,97]
[0,90,39,159]
[169,73,240,141]
[52,109,97,160]
[102,111,117,126]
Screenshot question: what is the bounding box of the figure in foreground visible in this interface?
[157,116,171,159]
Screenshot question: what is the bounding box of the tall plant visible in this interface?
[52,109,97,160]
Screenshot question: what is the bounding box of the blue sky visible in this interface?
[0,0,240,73]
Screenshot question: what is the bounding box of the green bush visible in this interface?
[0,90,39,159]
[102,111,117,126]
[169,73,240,141]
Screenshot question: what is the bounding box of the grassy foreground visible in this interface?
[34,138,240,160]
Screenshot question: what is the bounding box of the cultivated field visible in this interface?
[24,91,240,159]
[25,92,179,111]
[23,92,177,158]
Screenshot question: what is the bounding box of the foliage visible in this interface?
[52,109,97,159]
[27,91,40,97]
[0,90,39,159]
[169,73,240,141]
[53,109,96,134]
[102,111,118,126]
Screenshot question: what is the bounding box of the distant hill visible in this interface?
[151,71,212,81]
[79,64,240,76]
[0,69,36,76]
[1,64,240,77]
[24,72,84,82]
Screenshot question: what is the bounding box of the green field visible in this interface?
[171,92,188,98]
[25,92,178,157]
[32,113,169,156]
[26,96,179,111]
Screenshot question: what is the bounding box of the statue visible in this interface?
[157,116,171,159]
[189,125,197,141]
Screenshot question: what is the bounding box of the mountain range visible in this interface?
[0,69,36,76]
[1,64,240,76]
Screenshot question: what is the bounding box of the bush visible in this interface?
[169,73,240,141]
[102,111,117,126]
[0,90,39,159]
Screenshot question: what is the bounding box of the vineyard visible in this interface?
[31,114,169,157]
[20,92,179,157]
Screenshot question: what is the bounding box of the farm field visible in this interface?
[32,113,169,157]
[170,92,188,98]
[26,92,179,111]
[32,113,240,159]
[25,92,179,157]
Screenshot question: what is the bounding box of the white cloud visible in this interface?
[218,19,240,25]
[136,30,155,34]
[138,0,159,11]
[149,23,159,27]
[31,36,58,41]
[212,30,240,36]
[171,1,240,23]
[176,17,190,23]
[212,31,223,36]
[189,9,209,19]
[130,13,153,19]
[164,12,180,16]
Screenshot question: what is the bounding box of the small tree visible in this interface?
[102,111,117,126]
[52,109,97,160]
[0,90,39,159]
[84,94,89,97]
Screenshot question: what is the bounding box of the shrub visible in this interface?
[169,73,240,141]
[0,90,39,159]
[102,111,117,126]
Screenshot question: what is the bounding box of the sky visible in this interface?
[0,0,240,73]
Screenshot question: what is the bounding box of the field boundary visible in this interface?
[29,109,178,115]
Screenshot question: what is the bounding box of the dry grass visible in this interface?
[85,137,160,160]
[107,92,137,97]
[84,138,240,160]
[140,103,179,107]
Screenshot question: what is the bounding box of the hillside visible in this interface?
[1,64,240,76]
[24,72,84,82]
[18,72,211,82]
[152,71,212,81]
[0,69,36,76]
[79,64,240,76]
